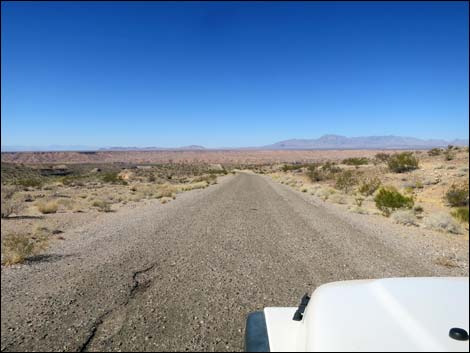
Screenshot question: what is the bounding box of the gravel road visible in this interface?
[1,172,466,352]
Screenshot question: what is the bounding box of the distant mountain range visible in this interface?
[1,135,468,152]
[261,135,469,150]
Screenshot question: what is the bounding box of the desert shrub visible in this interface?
[428,148,442,156]
[445,183,469,207]
[444,149,455,161]
[1,185,22,218]
[413,205,424,213]
[374,153,390,163]
[451,207,469,223]
[322,161,341,174]
[282,164,306,172]
[306,162,340,182]
[342,157,368,166]
[358,176,381,196]
[37,200,59,214]
[387,152,419,173]
[1,233,48,265]
[101,172,127,185]
[16,178,43,189]
[92,200,112,212]
[391,210,418,226]
[335,170,358,193]
[374,186,414,215]
[424,213,462,234]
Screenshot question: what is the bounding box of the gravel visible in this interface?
[2,173,468,352]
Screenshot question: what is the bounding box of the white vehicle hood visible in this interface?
[265,277,469,352]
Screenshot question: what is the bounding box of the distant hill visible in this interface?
[262,135,469,150]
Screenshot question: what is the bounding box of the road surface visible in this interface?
[1,172,447,351]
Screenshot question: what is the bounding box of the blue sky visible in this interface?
[1,1,468,148]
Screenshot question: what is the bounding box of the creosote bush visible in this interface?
[374,153,390,163]
[335,170,358,193]
[387,152,419,173]
[445,183,469,207]
[306,162,341,182]
[342,157,368,166]
[374,186,414,215]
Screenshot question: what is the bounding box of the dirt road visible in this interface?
[1,172,465,351]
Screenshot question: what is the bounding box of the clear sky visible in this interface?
[1,1,468,148]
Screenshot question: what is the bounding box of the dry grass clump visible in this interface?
[176,181,209,192]
[358,176,381,196]
[159,196,173,204]
[1,232,49,266]
[434,255,459,268]
[451,207,469,224]
[423,212,462,234]
[1,185,22,218]
[156,183,178,199]
[92,200,112,212]
[391,210,418,226]
[37,200,59,214]
[348,206,369,214]
[329,193,348,204]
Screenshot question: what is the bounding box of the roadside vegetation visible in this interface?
[264,147,469,236]
[1,162,230,265]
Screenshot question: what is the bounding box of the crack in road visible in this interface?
[78,263,158,352]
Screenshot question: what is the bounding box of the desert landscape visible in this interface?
[2,1,468,351]
[2,147,468,268]
[1,147,468,351]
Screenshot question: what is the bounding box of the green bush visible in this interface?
[445,184,469,207]
[16,178,43,189]
[374,186,414,215]
[358,176,381,196]
[101,172,127,185]
[342,157,368,166]
[335,170,358,193]
[282,164,306,172]
[387,152,419,173]
[451,207,469,223]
